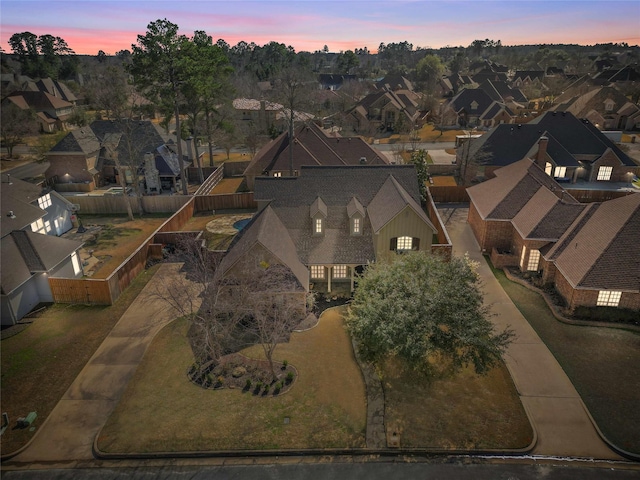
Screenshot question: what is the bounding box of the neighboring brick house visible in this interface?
[46,120,190,193]
[440,87,515,128]
[219,165,437,296]
[243,122,387,190]
[1,174,82,325]
[466,158,639,311]
[550,86,640,131]
[345,89,425,134]
[2,91,74,132]
[512,70,546,88]
[233,98,283,133]
[458,111,639,185]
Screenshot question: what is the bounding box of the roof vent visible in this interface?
[360,157,367,164]
[7,211,16,219]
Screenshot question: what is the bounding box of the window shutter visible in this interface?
[412,237,420,250]
[390,237,397,251]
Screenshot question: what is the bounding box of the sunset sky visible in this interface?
[1,1,639,55]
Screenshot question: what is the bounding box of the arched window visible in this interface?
[390,236,419,252]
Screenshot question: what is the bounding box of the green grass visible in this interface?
[489,264,640,455]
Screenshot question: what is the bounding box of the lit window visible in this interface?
[597,166,612,181]
[310,265,325,279]
[545,162,552,176]
[314,218,323,234]
[31,218,45,233]
[333,265,348,278]
[520,247,527,269]
[397,236,413,250]
[44,220,51,233]
[38,194,52,209]
[597,290,621,307]
[273,172,282,177]
[527,249,540,271]
[554,166,566,178]
[71,251,82,275]
[353,217,361,234]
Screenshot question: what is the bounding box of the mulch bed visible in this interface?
[187,353,297,397]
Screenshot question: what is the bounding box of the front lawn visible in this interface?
[490,265,640,455]
[96,307,367,452]
[382,358,533,449]
[0,264,161,455]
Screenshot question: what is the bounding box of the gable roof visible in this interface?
[1,230,83,294]
[1,174,46,237]
[467,158,577,221]
[244,122,386,177]
[217,205,308,290]
[547,194,640,292]
[5,90,73,112]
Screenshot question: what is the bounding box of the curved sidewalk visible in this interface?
[441,206,622,460]
[9,263,200,463]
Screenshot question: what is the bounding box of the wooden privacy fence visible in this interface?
[428,185,470,203]
[194,192,256,212]
[48,197,196,306]
[71,195,191,215]
[565,189,635,203]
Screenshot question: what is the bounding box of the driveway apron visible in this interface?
[11,263,200,463]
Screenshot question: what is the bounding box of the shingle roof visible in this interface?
[49,127,101,154]
[549,194,640,291]
[1,175,45,237]
[244,123,386,177]
[5,90,73,111]
[1,230,83,294]
[253,165,434,265]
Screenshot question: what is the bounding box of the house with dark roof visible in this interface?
[440,87,515,128]
[458,111,639,185]
[1,174,83,324]
[45,120,191,193]
[344,89,425,134]
[512,70,546,88]
[550,86,640,131]
[2,91,74,132]
[243,122,388,190]
[318,74,358,91]
[467,158,639,311]
[218,165,438,295]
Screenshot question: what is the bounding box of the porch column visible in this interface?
[327,266,332,293]
[350,266,355,292]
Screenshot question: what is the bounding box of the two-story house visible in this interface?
[2,91,74,132]
[217,165,438,300]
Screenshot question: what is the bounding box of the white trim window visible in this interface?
[597,290,622,307]
[273,172,282,177]
[31,218,45,234]
[397,236,413,250]
[333,265,348,278]
[44,220,52,233]
[527,249,540,271]
[597,166,613,181]
[71,251,82,275]
[545,162,553,176]
[553,166,566,178]
[314,218,323,234]
[353,217,361,234]
[310,265,325,279]
[38,193,52,209]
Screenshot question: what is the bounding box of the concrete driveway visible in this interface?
[438,205,622,460]
[10,263,201,463]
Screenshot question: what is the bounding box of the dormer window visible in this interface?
[352,217,361,235]
[604,99,615,112]
[310,196,327,236]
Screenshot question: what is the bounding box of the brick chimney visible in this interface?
[536,136,549,169]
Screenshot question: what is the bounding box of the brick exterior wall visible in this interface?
[553,269,640,311]
[589,149,637,183]
[490,248,518,269]
[46,154,97,185]
[467,203,515,252]
[512,235,549,272]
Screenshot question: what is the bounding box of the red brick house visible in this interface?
[467,158,640,311]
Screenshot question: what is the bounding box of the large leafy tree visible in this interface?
[9,32,76,78]
[129,19,190,194]
[347,253,513,376]
[0,102,38,158]
[415,54,444,94]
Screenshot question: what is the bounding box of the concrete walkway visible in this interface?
[10,263,200,463]
[439,205,622,460]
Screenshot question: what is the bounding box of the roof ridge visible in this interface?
[11,230,46,271]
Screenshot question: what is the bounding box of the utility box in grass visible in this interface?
[17,411,37,429]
